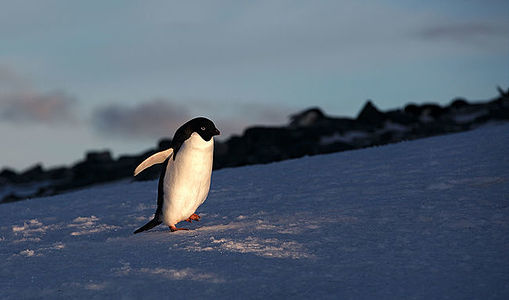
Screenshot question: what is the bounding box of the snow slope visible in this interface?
[1,124,508,299]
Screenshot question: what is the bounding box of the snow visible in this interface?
[1,124,509,299]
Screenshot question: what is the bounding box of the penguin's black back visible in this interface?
[156,158,170,216]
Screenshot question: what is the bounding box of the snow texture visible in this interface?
[1,124,508,299]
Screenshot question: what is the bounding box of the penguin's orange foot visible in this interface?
[185,214,201,223]
[169,225,189,232]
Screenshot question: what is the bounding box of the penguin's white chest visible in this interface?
[162,133,214,226]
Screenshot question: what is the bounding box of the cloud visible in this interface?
[0,90,77,124]
[91,99,191,139]
[1,64,293,140]
[0,65,29,91]
[0,66,78,125]
[236,103,291,125]
[416,22,509,42]
[91,98,295,140]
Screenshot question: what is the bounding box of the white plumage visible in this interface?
[162,132,214,226]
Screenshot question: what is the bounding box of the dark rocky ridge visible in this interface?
[1,87,508,203]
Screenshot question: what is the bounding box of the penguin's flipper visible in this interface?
[133,217,162,234]
[134,148,174,176]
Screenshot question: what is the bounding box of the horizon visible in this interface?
[1,0,508,170]
[1,90,503,174]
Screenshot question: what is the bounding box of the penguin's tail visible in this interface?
[133,218,162,234]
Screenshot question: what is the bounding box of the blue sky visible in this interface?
[1,0,508,171]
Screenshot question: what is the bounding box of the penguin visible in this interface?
[133,117,220,234]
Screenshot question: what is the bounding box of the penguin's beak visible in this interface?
[214,128,221,136]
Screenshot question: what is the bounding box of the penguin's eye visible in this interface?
[200,126,206,131]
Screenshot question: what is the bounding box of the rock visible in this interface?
[0,168,18,184]
[290,107,325,127]
[1,193,23,203]
[450,98,469,109]
[404,103,421,116]
[357,100,386,125]
[20,164,46,183]
[420,104,444,119]
[85,151,112,163]
[404,103,444,121]
[497,86,509,98]
[158,138,172,150]
[385,109,419,125]
[46,167,72,181]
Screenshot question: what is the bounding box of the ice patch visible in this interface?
[185,236,314,259]
[49,242,65,250]
[12,219,43,232]
[11,219,60,243]
[19,249,37,257]
[139,267,224,283]
[84,283,108,291]
[112,262,132,276]
[68,216,119,236]
[65,281,109,291]
[134,216,150,221]
[195,222,244,232]
[255,219,277,230]
[72,216,99,225]
[212,237,314,259]
[12,225,27,232]
[13,237,42,243]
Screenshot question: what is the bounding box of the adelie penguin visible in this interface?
[133,117,220,234]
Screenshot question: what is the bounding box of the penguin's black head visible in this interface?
[170,117,220,159]
[184,117,220,142]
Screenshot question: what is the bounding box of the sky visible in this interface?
[1,0,508,171]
